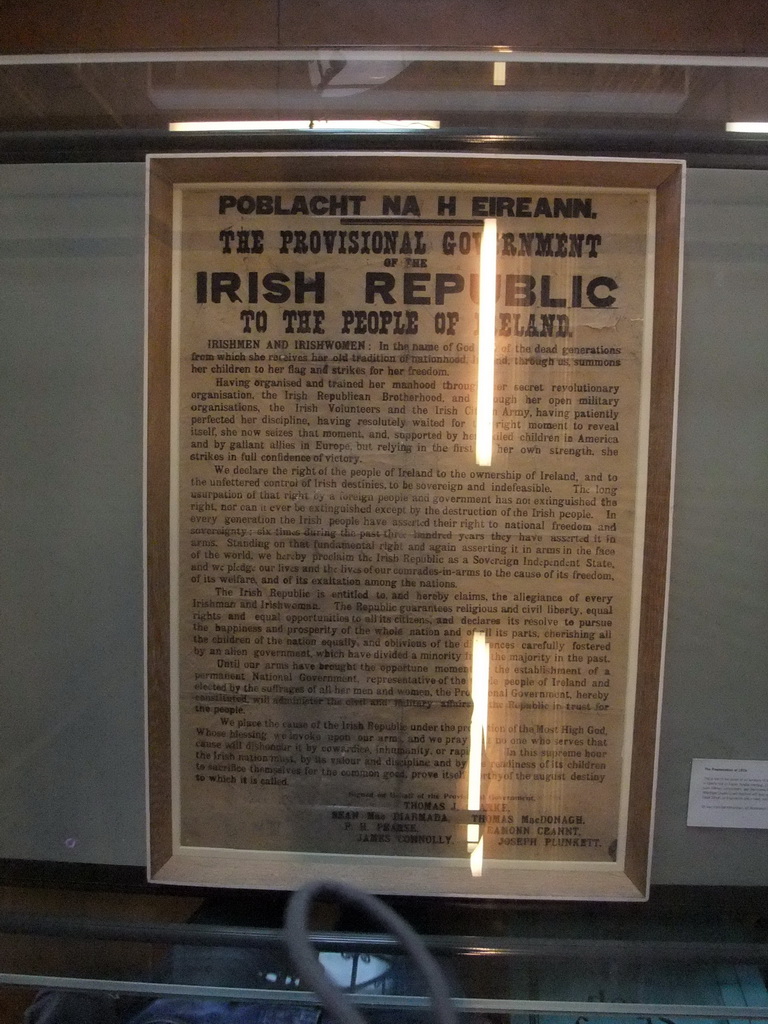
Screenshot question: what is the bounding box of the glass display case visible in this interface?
[2,882,768,1020]
[2,37,767,1020]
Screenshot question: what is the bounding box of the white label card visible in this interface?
[688,759,768,829]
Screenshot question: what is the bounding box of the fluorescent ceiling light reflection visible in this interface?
[169,119,440,132]
[475,218,497,467]
[726,122,768,132]
[467,631,490,876]
[470,836,485,877]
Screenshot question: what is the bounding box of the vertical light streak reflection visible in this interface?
[476,218,497,466]
[468,631,490,876]
[470,837,485,877]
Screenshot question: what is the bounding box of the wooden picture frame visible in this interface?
[146,152,683,899]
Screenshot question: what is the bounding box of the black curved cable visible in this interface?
[283,879,459,1024]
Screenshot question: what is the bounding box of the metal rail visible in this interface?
[0,910,767,962]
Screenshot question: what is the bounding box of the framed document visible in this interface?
[146,153,683,899]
